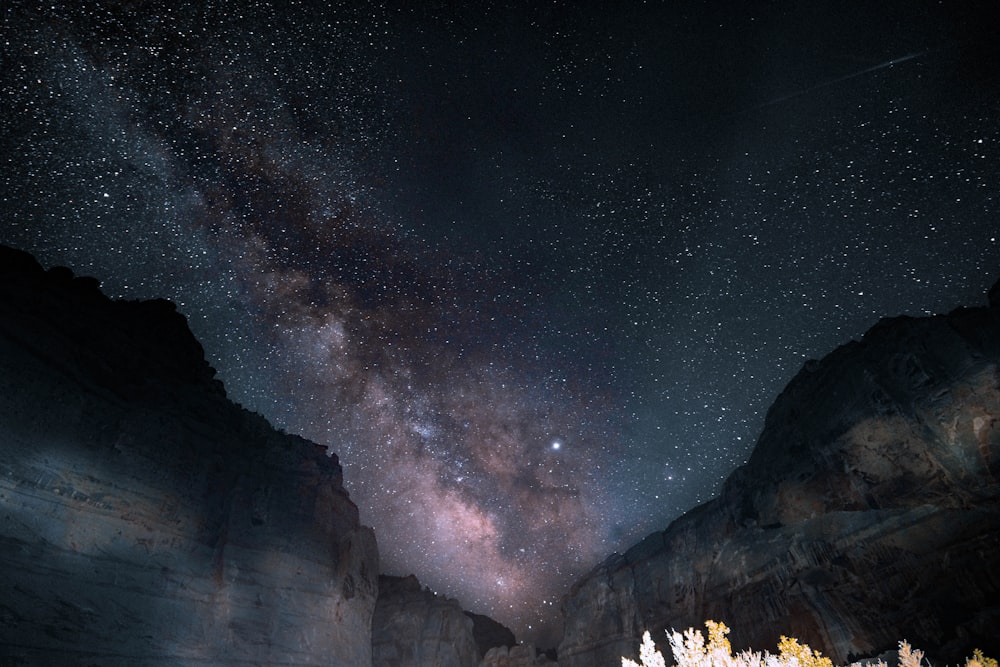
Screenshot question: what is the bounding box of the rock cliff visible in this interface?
[0,245,378,665]
[372,574,482,667]
[372,573,527,667]
[466,611,517,661]
[559,279,1000,666]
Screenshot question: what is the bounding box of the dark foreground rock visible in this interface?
[0,245,378,665]
[559,279,1000,666]
[466,611,517,661]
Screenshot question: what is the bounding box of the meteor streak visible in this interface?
[760,51,927,108]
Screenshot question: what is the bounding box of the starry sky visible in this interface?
[2,0,998,647]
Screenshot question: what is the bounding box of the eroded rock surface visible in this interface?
[466,610,517,661]
[559,279,1000,667]
[480,643,556,667]
[0,245,378,666]
[372,574,481,667]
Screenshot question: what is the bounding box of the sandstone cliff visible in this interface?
[559,279,1000,666]
[466,611,517,662]
[0,245,378,665]
[372,573,527,667]
[372,574,481,667]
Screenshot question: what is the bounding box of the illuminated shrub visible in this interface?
[622,621,996,667]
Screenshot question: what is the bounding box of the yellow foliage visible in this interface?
[622,620,997,667]
[705,620,732,655]
[777,634,834,667]
[967,648,999,667]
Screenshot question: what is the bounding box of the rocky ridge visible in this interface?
[466,610,518,661]
[372,574,483,667]
[371,574,547,667]
[0,245,378,665]
[558,279,1000,666]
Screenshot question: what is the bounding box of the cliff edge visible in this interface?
[559,278,1000,666]
[0,245,378,666]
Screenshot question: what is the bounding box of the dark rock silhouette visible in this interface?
[559,278,1000,666]
[465,610,517,660]
[0,245,378,665]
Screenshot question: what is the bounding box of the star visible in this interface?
[1,0,998,649]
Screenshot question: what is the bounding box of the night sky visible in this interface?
[2,1,998,646]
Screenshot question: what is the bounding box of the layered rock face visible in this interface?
[0,246,378,665]
[372,574,529,667]
[372,575,482,667]
[560,280,1000,666]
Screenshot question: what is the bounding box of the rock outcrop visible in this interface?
[466,611,517,661]
[372,574,482,667]
[559,279,1000,666]
[372,573,527,667]
[0,245,378,665]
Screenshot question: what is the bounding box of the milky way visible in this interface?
[2,1,999,645]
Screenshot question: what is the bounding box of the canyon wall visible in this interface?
[372,575,481,667]
[372,574,526,667]
[0,245,378,666]
[559,279,1000,666]
[6,241,998,667]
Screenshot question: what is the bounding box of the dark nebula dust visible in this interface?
[2,1,998,645]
